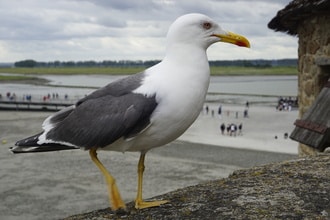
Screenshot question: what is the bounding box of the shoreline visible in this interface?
[0,77,49,85]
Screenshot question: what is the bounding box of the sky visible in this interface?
[0,0,297,62]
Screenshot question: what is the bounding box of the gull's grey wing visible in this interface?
[77,72,145,106]
[46,93,157,149]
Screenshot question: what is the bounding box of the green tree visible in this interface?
[14,59,37,67]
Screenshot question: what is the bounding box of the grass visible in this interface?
[0,75,38,81]
[0,66,297,82]
[210,66,297,75]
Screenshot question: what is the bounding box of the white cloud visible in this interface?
[0,0,295,62]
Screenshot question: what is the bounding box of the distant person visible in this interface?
[246,101,249,108]
[230,123,237,137]
[26,95,32,101]
[218,105,222,118]
[238,123,243,135]
[11,93,16,101]
[220,123,226,135]
[205,105,209,115]
[284,133,288,139]
[226,124,231,135]
[244,109,248,118]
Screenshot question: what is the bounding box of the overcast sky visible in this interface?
[0,0,296,62]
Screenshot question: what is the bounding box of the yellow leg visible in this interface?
[135,152,168,209]
[89,149,126,211]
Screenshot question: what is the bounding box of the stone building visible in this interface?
[268,0,330,156]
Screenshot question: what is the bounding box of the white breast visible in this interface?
[126,56,210,152]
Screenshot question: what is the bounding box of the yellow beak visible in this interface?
[213,31,250,48]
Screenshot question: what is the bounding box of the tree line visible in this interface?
[14,59,297,68]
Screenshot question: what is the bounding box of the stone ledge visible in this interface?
[64,154,330,220]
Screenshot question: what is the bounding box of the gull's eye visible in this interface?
[203,22,212,30]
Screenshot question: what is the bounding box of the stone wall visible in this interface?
[297,15,330,156]
[64,154,330,220]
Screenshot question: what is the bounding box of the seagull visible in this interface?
[11,13,250,211]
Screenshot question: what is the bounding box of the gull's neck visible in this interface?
[147,43,211,102]
[164,43,208,66]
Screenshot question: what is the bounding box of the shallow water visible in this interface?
[0,74,297,104]
[42,74,298,96]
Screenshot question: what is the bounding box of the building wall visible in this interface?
[297,15,330,155]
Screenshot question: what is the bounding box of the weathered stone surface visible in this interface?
[64,154,330,220]
[296,15,330,156]
[303,80,314,97]
[298,144,318,156]
[297,15,330,116]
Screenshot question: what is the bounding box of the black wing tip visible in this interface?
[9,146,28,154]
[13,132,79,153]
[10,144,79,154]
[9,146,17,154]
[9,144,36,154]
[15,133,42,147]
[15,140,26,147]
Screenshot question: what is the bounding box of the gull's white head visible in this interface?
[166,13,250,50]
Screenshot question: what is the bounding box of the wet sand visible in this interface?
[0,105,297,220]
[179,103,298,154]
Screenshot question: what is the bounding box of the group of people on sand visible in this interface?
[0,92,18,101]
[276,96,298,111]
[220,123,243,137]
[42,93,69,102]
